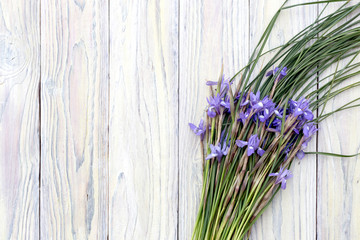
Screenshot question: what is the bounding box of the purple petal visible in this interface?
[253,101,264,109]
[294,107,303,117]
[189,123,197,131]
[240,100,249,106]
[205,153,217,160]
[274,109,282,118]
[248,134,260,149]
[247,146,255,156]
[199,119,204,128]
[206,81,218,86]
[303,109,314,120]
[303,123,317,138]
[207,108,216,118]
[236,140,248,148]
[222,146,230,156]
[296,150,305,159]
[281,180,287,190]
[257,148,265,156]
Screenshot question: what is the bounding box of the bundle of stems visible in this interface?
[189,1,360,239]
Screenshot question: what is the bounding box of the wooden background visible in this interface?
[0,0,359,239]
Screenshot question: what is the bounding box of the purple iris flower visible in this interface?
[205,141,230,162]
[278,67,287,80]
[302,109,314,121]
[258,105,275,122]
[206,75,232,97]
[249,95,276,123]
[189,119,206,140]
[261,97,275,108]
[236,134,265,156]
[269,166,293,190]
[250,91,262,109]
[266,67,280,77]
[266,66,287,81]
[207,94,222,118]
[289,98,314,120]
[250,92,274,111]
[221,96,231,111]
[235,93,250,107]
[303,123,317,138]
[238,109,251,124]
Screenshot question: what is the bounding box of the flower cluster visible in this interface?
[189,67,318,190]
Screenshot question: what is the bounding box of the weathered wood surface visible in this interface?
[109,0,178,239]
[40,0,108,239]
[0,0,40,239]
[0,0,359,239]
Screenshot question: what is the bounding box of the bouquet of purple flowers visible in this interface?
[189,1,360,239]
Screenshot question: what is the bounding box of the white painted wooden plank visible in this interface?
[0,0,40,239]
[40,0,109,238]
[109,0,178,239]
[178,0,249,238]
[247,1,317,239]
[317,2,360,239]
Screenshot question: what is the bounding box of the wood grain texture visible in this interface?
[40,0,108,239]
[178,0,249,239]
[317,2,360,240]
[109,0,178,239]
[1,0,360,239]
[249,1,317,239]
[0,0,40,239]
